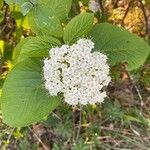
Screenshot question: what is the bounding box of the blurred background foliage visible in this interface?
[0,0,150,149]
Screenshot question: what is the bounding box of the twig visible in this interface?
[138,0,150,45]
[129,124,140,136]
[128,74,144,115]
[3,128,15,149]
[98,0,104,15]
[97,136,111,140]
[7,128,15,142]
[101,126,132,135]
[72,107,76,145]
[52,112,62,121]
[29,127,49,150]
[122,0,134,25]
[138,0,148,35]
[113,0,119,8]
[76,105,82,142]
[98,0,106,21]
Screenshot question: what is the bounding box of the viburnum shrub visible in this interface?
[1,0,150,127]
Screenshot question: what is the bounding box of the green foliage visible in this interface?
[5,0,36,19]
[63,13,94,44]
[0,0,4,22]
[54,121,72,138]
[28,0,72,37]
[1,59,60,127]
[102,99,124,121]
[5,0,27,5]
[28,4,63,37]
[1,1,150,149]
[0,0,4,9]
[124,108,150,126]
[13,36,61,64]
[140,65,150,87]
[41,0,72,20]
[0,11,4,22]
[21,2,33,16]
[1,0,150,130]
[72,139,90,150]
[11,11,23,20]
[80,0,89,5]
[12,37,32,63]
[88,23,150,70]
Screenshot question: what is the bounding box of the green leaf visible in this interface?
[124,115,142,123]
[0,0,3,9]
[13,37,32,63]
[21,2,33,16]
[13,36,61,64]
[12,11,24,20]
[30,0,36,5]
[80,0,89,5]
[19,36,61,57]
[88,23,150,70]
[5,0,27,5]
[63,13,94,44]
[0,11,4,22]
[29,3,63,37]
[1,58,60,127]
[41,0,72,20]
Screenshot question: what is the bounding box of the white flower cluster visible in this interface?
[43,39,111,105]
[88,0,100,13]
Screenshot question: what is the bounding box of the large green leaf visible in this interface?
[29,3,63,37]
[5,0,27,5]
[88,23,150,70]
[1,59,60,127]
[28,0,72,37]
[21,2,33,16]
[5,0,37,15]
[13,36,61,63]
[13,37,32,63]
[63,13,94,44]
[41,0,72,20]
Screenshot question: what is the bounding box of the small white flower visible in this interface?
[43,38,111,105]
[88,0,100,13]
